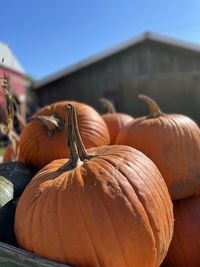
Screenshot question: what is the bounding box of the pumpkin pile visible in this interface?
[116,95,200,267]
[1,75,200,267]
[14,104,173,267]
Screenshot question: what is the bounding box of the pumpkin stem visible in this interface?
[29,115,64,136]
[58,104,90,172]
[70,105,90,162]
[139,95,163,118]
[58,105,79,171]
[0,76,19,160]
[100,98,116,113]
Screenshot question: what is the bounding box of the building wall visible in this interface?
[35,40,200,124]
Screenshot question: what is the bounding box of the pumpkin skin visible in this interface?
[100,98,133,144]
[116,96,200,200]
[18,101,110,169]
[162,194,200,267]
[102,113,133,144]
[0,198,18,246]
[15,104,173,267]
[0,176,14,207]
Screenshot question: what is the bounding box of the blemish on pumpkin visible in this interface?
[34,189,41,198]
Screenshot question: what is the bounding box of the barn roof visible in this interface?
[34,32,200,89]
[0,41,26,75]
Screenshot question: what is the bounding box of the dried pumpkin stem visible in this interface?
[58,105,80,171]
[29,115,63,136]
[139,95,163,118]
[58,104,91,172]
[70,105,90,162]
[100,98,116,113]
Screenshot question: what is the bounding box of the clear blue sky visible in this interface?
[1,0,200,80]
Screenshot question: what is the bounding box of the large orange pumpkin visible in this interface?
[15,104,173,267]
[162,193,200,267]
[100,98,133,144]
[18,101,110,169]
[116,95,200,200]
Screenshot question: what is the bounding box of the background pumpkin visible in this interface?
[116,95,200,200]
[0,161,36,198]
[162,193,200,267]
[100,98,133,144]
[18,101,110,169]
[0,198,18,246]
[15,104,173,267]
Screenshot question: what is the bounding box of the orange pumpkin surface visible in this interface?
[18,101,110,169]
[116,95,200,200]
[100,98,133,144]
[162,193,200,267]
[15,104,174,267]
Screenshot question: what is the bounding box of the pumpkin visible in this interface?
[0,161,37,198]
[100,98,133,144]
[18,101,110,169]
[0,198,18,246]
[15,104,173,267]
[0,176,14,207]
[162,193,200,267]
[116,95,200,200]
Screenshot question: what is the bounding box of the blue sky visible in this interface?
[0,0,200,80]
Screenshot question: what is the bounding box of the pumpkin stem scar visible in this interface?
[100,98,116,114]
[139,95,164,118]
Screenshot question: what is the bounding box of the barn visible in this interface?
[34,32,200,124]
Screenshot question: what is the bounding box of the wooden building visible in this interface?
[34,32,200,124]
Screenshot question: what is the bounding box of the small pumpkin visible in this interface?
[0,161,37,198]
[100,98,133,144]
[15,104,173,267]
[116,95,200,200]
[162,194,200,267]
[18,101,110,169]
[0,176,14,207]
